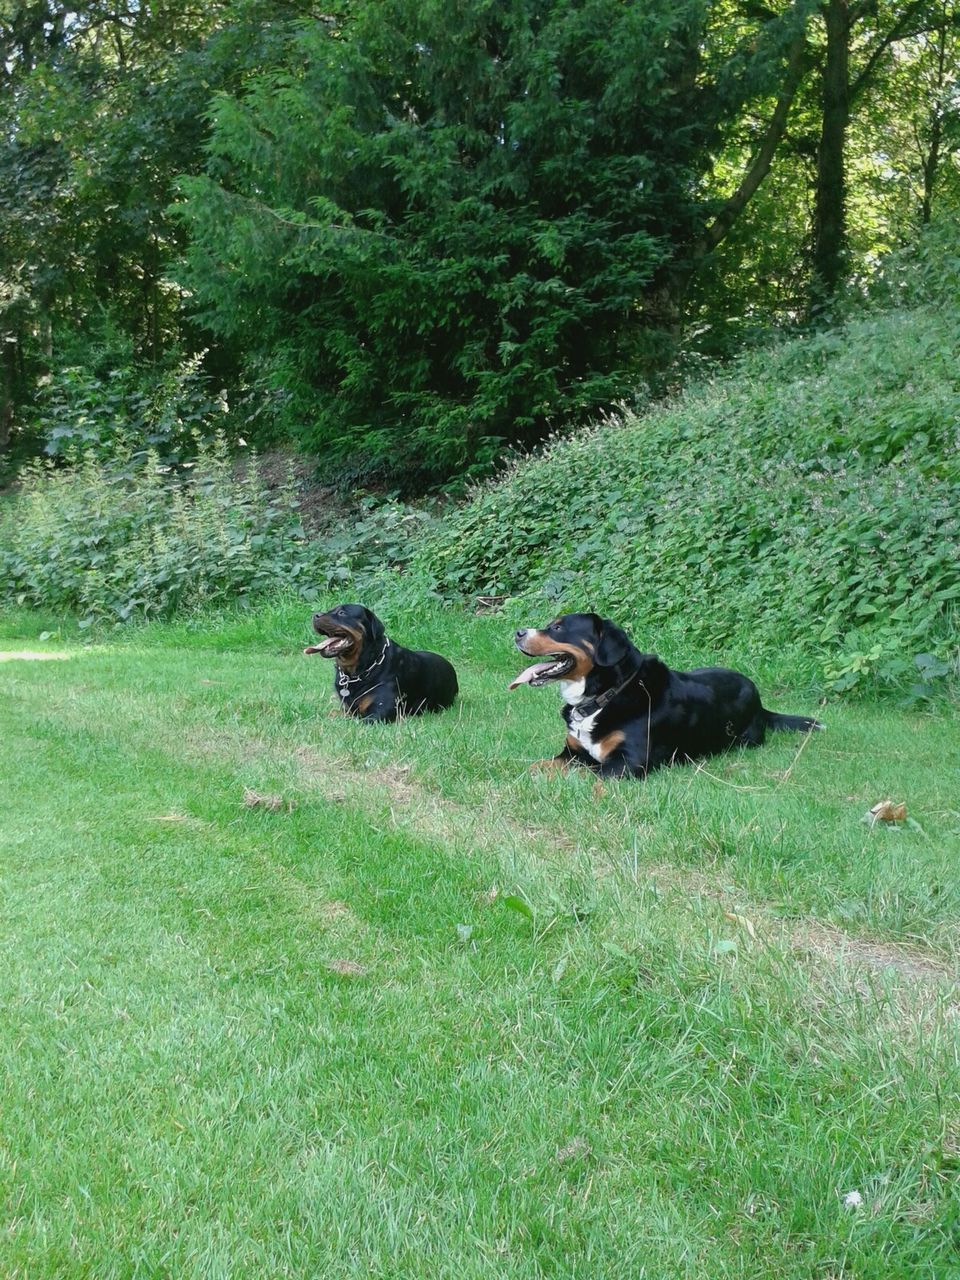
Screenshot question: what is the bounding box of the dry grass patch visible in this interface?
[789,920,958,987]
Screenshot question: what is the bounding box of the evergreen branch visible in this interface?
[224,189,395,243]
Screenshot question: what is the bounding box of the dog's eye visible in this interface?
[334,608,344,617]
[549,618,563,631]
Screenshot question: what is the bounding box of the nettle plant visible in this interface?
[0,437,308,623]
[34,353,231,465]
[0,439,439,625]
[826,645,957,704]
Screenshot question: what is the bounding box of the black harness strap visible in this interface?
[570,667,641,720]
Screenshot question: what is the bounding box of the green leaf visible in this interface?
[601,941,634,962]
[914,652,950,679]
[502,894,534,922]
[712,939,738,956]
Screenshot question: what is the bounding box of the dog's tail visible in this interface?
[765,710,824,733]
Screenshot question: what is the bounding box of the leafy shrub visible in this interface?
[34,353,231,464]
[0,438,433,624]
[415,300,960,686]
[865,217,960,314]
[174,0,801,487]
[0,438,301,622]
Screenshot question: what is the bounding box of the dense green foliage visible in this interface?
[3,4,960,685]
[0,437,438,624]
[33,352,231,462]
[176,0,802,483]
[416,275,960,690]
[0,0,313,462]
[0,439,306,622]
[4,1,959,484]
[4,232,959,700]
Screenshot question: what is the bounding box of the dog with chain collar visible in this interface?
[305,603,458,722]
[511,612,822,778]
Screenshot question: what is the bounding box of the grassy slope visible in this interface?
[416,301,960,680]
[1,599,958,1279]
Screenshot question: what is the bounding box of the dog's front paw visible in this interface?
[530,757,569,774]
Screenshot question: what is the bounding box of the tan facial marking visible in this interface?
[520,632,595,679]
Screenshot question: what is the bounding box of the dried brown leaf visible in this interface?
[725,911,758,940]
[867,799,907,824]
[243,788,293,812]
[556,1136,592,1164]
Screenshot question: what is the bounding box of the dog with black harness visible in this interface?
[305,603,458,722]
[511,612,822,778]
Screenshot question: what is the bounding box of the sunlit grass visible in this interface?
[1,600,958,1278]
[0,649,74,661]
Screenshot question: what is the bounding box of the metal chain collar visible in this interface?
[336,638,391,690]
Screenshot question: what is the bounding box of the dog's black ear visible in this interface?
[595,618,632,667]
[362,608,386,644]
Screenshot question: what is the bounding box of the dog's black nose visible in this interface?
[515,628,528,642]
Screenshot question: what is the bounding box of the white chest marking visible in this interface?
[560,678,586,704]
[561,680,606,762]
[569,708,604,760]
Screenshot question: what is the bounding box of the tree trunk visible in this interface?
[660,4,813,328]
[0,338,15,456]
[920,12,950,224]
[810,0,850,315]
[700,28,810,256]
[921,109,943,225]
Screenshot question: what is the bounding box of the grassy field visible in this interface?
[1,598,958,1279]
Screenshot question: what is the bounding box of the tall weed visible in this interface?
[0,439,437,625]
[34,353,234,464]
[0,438,303,622]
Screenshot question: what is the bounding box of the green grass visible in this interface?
[1,599,959,1279]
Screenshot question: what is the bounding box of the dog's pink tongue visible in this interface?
[509,662,554,690]
[303,637,339,656]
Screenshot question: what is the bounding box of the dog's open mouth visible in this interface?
[509,654,576,689]
[303,634,353,658]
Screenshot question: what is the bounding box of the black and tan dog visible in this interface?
[511,612,822,778]
[305,603,458,722]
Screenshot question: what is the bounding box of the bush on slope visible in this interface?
[415,302,960,689]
